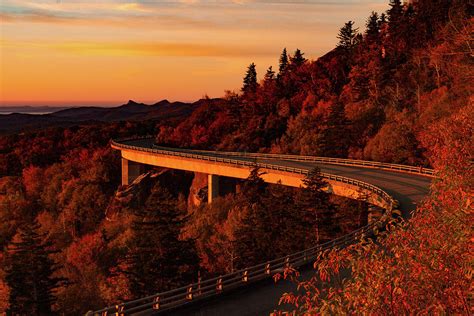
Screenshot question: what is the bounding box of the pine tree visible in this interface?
[366,11,380,43]
[278,48,289,75]
[264,184,310,256]
[264,66,275,81]
[337,21,359,50]
[291,49,306,67]
[5,219,64,315]
[126,183,199,298]
[318,103,351,158]
[241,167,267,205]
[297,168,337,244]
[234,168,271,268]
[387,0,404,35]
[379,12,387,25]
[242,63,258,94]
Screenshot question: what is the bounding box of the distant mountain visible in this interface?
[0,99,222,134]
[0,105,71,114]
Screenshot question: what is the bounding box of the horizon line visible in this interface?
[0,98,209,107]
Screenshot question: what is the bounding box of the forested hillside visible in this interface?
[0,0,471,314]
[157,0,471,167]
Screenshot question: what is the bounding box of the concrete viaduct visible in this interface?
[94,137,434,316]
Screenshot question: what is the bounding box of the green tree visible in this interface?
[379,12,387,25]
[264,66,276,81]
[387,0,404,35]
[125,183,199,298]
[318,103,351,158]
[365,11,380,43]
[240,167,268,205]
[297,168,337,244]
[264,184,313,256]
[242,62,258,94]
[337,21,359,51]
[291,49,306,67]
[5,219,64,315]
[234,168,271,268]
[278,48,289,75]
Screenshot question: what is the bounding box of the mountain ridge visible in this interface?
[0,98,223,134]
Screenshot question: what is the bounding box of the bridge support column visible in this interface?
[122,158,144,186]
[208,174,220,204]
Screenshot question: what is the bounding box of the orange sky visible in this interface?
[0,1,388,106]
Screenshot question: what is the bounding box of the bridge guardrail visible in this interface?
[91,138,400,315]
[89,221,384,316]
[152,145,435,177]
[113,137,435,177]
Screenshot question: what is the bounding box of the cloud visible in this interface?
[1,0,388,23]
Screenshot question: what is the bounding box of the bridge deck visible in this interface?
[109,139,433,316]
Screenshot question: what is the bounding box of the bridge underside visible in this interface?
[119,150,389,210]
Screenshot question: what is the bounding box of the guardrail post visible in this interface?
[265,263,271,275]
[216,278,223,291]
[186,286,193,300]
[152,296,160,310]
[242,270,248,282]
[285,256,290,268]
[114,305,124,316]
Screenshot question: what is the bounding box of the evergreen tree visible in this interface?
[264,66,275,81]
[234,168,271,268]
[387,0,404,35]
[318,103,351,158]
[337,21,359,50]
[297,168,337,244]
[242,63,258,94]
[5,219,64,315]
[379,12,387,25]
[240,167,268,205]
[378,13,388,38]
[366,11,380,43]
[291,49,306,67]
[265,183,317,256]
[126,183,199,298]
[278,48,289,75]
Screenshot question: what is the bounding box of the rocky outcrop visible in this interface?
[106,169,194,220]
[188,172,208,208]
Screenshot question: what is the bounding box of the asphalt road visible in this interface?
[118,139,433,316]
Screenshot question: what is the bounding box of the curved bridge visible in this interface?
[91,137,433,315]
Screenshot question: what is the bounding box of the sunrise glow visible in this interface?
[1,0,388,105]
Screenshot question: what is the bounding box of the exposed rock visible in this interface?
[188,173,209,208]
[106,169,193,220]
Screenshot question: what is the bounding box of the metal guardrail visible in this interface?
[152,146,435,177]
[90,138,402,315]
[114,137,435,177]
[89,221,384,316]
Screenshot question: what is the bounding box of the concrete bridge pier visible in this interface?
[208,174,220,203]
[122,158,145,186]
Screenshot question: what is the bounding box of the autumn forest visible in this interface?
[0,0,472,314]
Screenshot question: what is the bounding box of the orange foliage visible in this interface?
[0,253,10,314]
[276,104,473,315]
